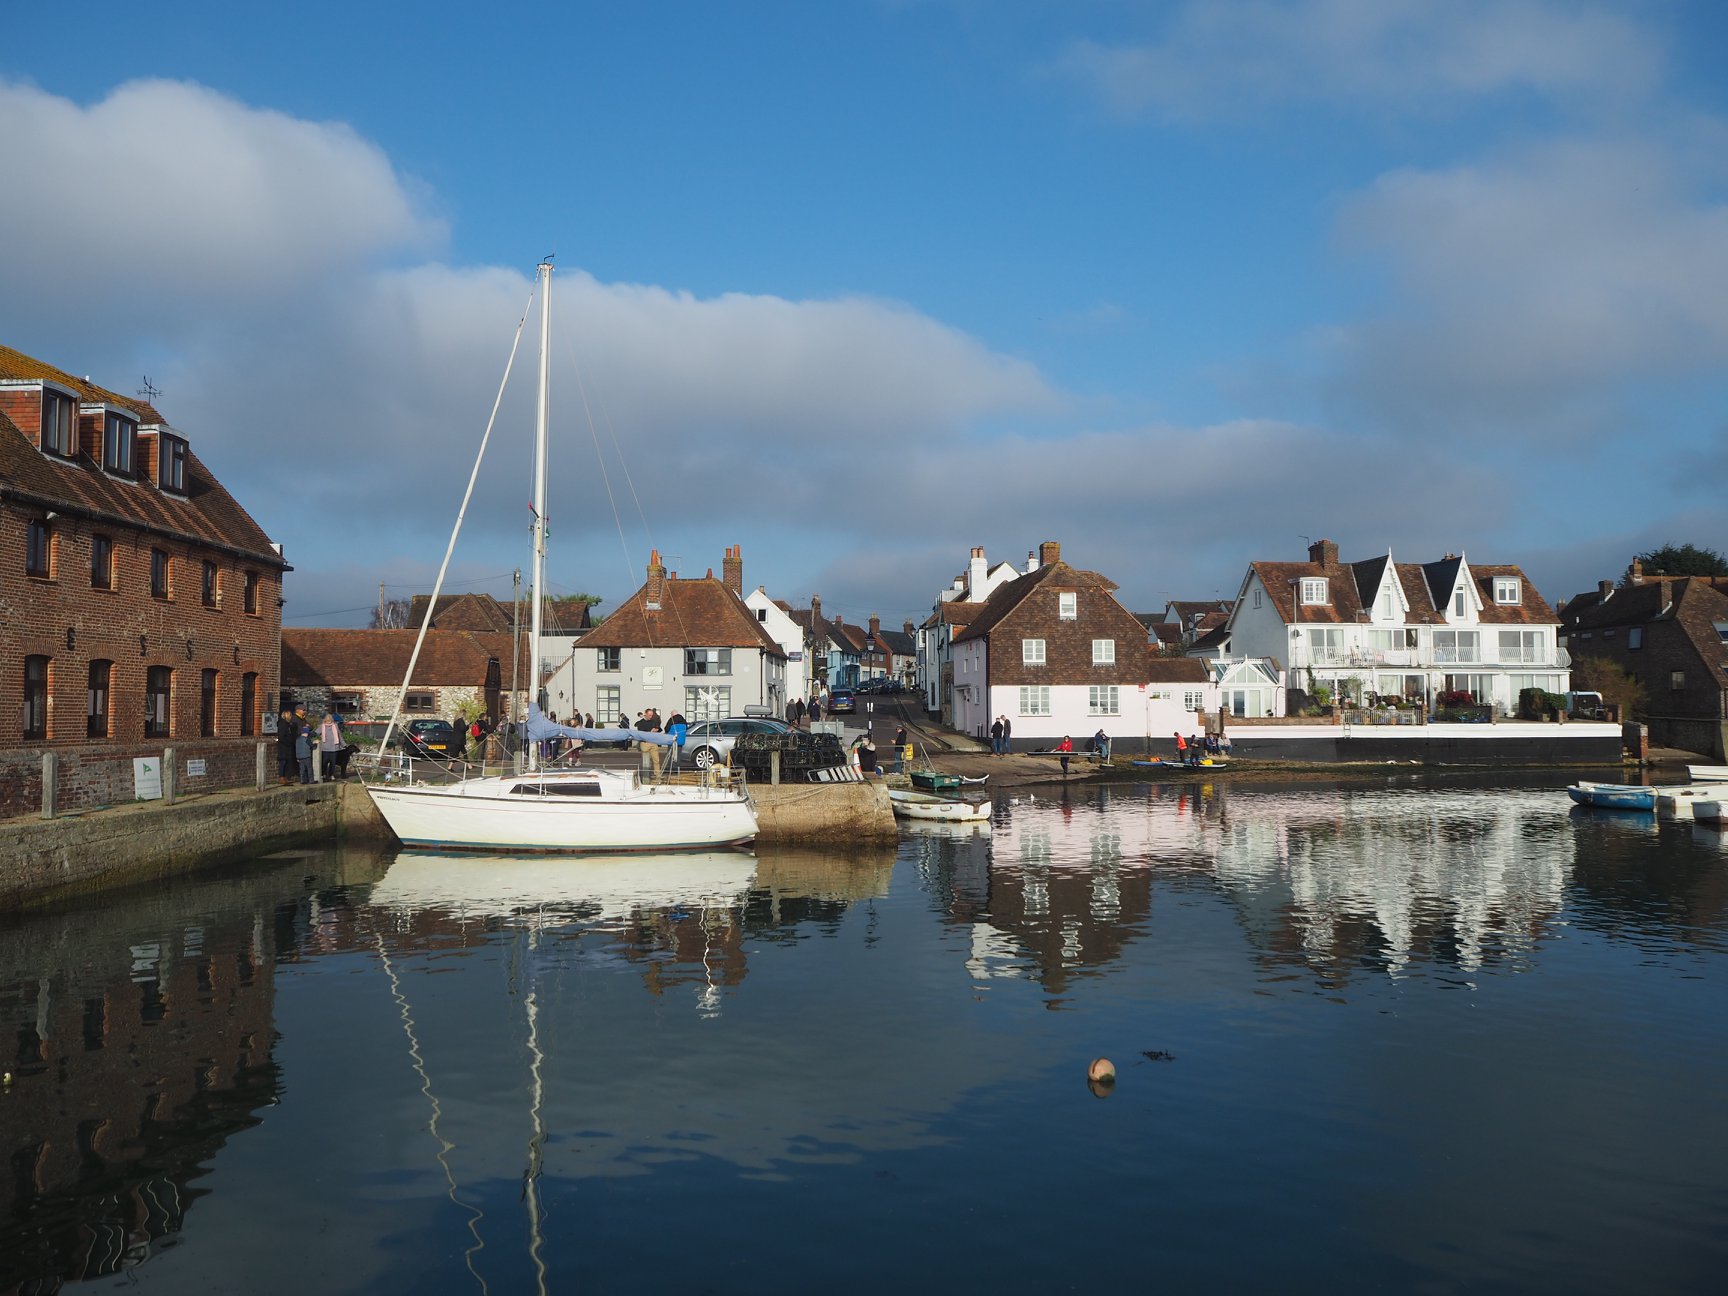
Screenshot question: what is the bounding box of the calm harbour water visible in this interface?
[4,774,1725,1295]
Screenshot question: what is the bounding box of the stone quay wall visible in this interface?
[0,739,274,821]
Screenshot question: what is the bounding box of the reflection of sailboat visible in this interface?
[370,850,759,922]
[364,260,756,852]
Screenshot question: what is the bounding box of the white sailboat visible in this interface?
[364,261,758,852]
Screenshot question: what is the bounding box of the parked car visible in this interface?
[398,718,459,757]
[683,716,794,770]
[827,689,856,714]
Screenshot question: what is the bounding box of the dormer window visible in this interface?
[1452,588,1467,617]
[103,413,137,476]
[41,389,74,457]
[159,434,188,493]
[1058,592,1077,620]
[1493,577,1521,605]
[1299,578,1328,605]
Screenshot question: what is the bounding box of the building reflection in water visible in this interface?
[940,783,1581,996]
[2,872,288,1289]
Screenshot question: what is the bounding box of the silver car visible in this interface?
[682,717,793,770]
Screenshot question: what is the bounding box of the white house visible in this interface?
[918,545,1035,718]
[1223,539,1568,714]
[541,548,785,724]
[744,583,813,710]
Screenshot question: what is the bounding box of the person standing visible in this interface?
[276,706,297,785]
[893,724,908,773]
[990,715,1005,756]
[637,708,665,778]
[1001,714,1012,755]
[295,720,315,784]
[1174,731,1187,764]
[665,710,688,775]
[319,713,345,779]
[1056,734,1073,776]
[809,697,822,725]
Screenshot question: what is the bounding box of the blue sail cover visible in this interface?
[525,703,677,746]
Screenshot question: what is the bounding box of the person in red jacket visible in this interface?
[1057,734,1073,775]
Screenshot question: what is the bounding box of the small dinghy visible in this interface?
[889,788,993,824]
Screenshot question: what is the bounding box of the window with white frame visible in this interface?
[1433,630,1479,663]
[1713,622,1728,643]
[1305,627,1345,661]
[1183,690,1204,711]
[1092,638,1114,664]
[1299,578,1328,605]
[684,648,732,676]
[1088,685,1119,714]
[1018,686,1050,716]
[159,434,188,493]
[1022,638,1045,665]
[1493,577,1521,604]
[595,685,622,723]
[1058,592,1077,620]
[1452,588,1467,617]
[104,413,137,476]
[1497,629,1544,663]
[1368,628,1418,652]
[686,685,729,719]
[41,390,74,457]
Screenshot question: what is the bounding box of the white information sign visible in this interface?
[186,759,207,778]
[643,666,664,690]
[133,758,164,801]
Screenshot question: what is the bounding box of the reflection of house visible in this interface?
[1560,561,1728,759]
[1221,539,1566,713]
[1,883,280,1285]
[0,343,289,815]
[541,547,785,723]
[282,627,523,723]
[950,541,1155,746]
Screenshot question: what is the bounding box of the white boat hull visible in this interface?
[366,770,757,852]
[1686,765,1728,782]
[889,789,993,824]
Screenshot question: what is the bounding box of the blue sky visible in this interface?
[4,0,1726,630]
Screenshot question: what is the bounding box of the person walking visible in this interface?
[1056,734,1073,776]
[1001,714,1012,755]
[809,697,822,725]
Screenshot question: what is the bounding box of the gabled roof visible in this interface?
[1162,599,1233,624]
[1189,624,1232,654]
[407,592,513,633]
[953,561,1118,644]
[282,628,522,688]
[1145,654,1210,683]
[876,627,915,656]
[1246,550,1554,626]
[0,344,283,566]
[582,575,784,655]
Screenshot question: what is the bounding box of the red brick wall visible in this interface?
[0,739,269,819]
[1,508,283,754]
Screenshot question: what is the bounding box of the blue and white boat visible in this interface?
[1566,782,1658,812]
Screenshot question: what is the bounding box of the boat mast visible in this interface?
[528,259,552,773]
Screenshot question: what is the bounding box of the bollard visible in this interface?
[770,749,781,786]
[163,748,177,805]
[256,742,268,791]
[41,752,55,820]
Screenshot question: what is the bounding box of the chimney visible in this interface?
[1598,579,1613,599]
[903,619,914,636]
[869,614,880,639]
[645,550,666,609]
[1026,550,1037,574]
[1038,540,1061,568]
[1308,539,1339,566]
[1628,557,1644,584]
[811,594,821,623]
[969,546,987,599]
[723,544,743,597]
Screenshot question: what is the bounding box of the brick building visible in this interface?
[0,344,287,815]
[1560,561,1728,759]
[281,627,526,725]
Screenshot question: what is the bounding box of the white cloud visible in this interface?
[1058,0,1661,120]
[0,78,444,315]
[1328,133,1728,432]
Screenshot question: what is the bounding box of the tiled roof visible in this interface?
[581,575,785,654]
[953,562,1118,644]
[282,628,525,687]
[1145,654,1210,682]
[1248,551,1554,626]
[0,344,282,566]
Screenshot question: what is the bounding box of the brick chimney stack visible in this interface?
[903,619,914,636]
[869,614,880,639]
[1628,557,1645,584]
[1598,579,1614,599]
[1308,539,1340,566]
[1038,540,1061,568]
[645,550,666,609]
[811,594,822,623]
[723,544,743,597]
